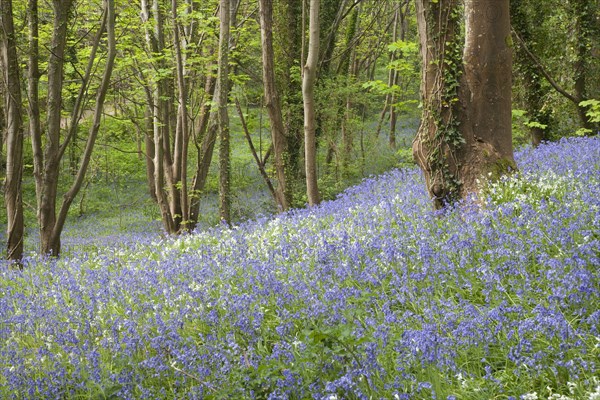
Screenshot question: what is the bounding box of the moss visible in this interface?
[487,157,517,181]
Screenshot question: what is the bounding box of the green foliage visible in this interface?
[512,109,549,146]
[511,0,600,137]
[579,99,600,123]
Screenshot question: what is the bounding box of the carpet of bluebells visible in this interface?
[1,137,599,399]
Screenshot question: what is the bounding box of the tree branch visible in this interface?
[511,26,579,105]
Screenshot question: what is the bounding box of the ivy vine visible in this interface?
[422,0,464,205]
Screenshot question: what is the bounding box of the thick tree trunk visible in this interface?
[303,0,321,206]
[259,0,290,211]
[1,0,25,261]
[413,0,515,209]
[279,0,304,205]
[217,0,231,223]
[571,0,596,132]
[459,0,515,192]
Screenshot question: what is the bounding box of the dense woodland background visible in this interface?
[0,0,599,258]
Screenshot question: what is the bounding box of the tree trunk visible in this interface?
[188,74,217,231]
[1,0,25,261]
[259,0,290,211]
[38,0,74,255]
[389,70,400,148]
[510,0,598,133]
[144,107,158,201]
[141,0,176,233]
[278,0,304,206]
[413,0,515,209]
[340,7,359,176]
[303,0,321,206]
[571,0,596,132]
[172,0,190,231]
[51,0,117,249]
[217,0,231,223]
[386,6,399,144]
[27,0,43,210]
[459,0,515,190]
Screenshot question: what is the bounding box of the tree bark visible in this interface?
[38,0,74,255]
[217,0,231,223]
[188,74,217,231]
[235,98,279,203]
[51,0,117,250]
[141,0,177,233]
[144,106,158,201]
[413,0,515,209]
[303,0,321,206]
[27,0,43,210]
[1,0,25,261]
[259,0,290,211]
[459,0,515,190]
[172,0,190,231]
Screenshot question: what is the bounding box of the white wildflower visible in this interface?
[588,384,600,400]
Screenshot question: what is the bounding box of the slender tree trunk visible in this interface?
[155,0,181,231]
[51,0,117,250]
[413,0,515,209]
[188,74,217,231]
[303,0,320,206]
[511,0,597,133]
[340,7,359,175]
[511,0,550,146]
[378,6,399,140]
[144,106,158,201]
[259,0,289,211]
[141,0,176,233]
[172,0,190,231]
[389,70,399,148]
[27,0,43,210]
[1,0,25,261]
[0,76,4,167]
[235,98,279,202]
[38,0,74,255]
[217,0,231,223]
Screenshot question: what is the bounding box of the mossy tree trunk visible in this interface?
[413,0,515,209]
[217,0,231,223]
[511,0,551,146]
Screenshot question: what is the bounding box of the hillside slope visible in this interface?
[1,137,599,399]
